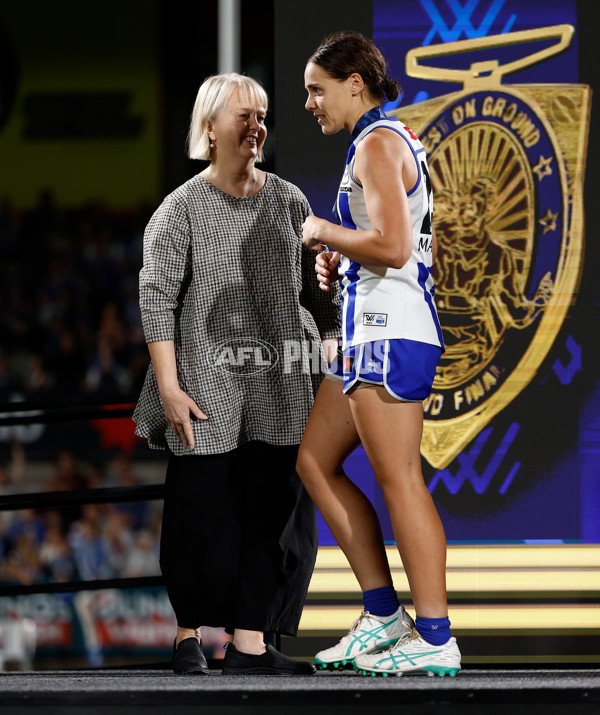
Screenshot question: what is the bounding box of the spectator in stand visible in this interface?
[23,354,53,398]
[0,531,43,585]
[68,504,114,581]
[106,453,149,531]
[102,507,135,576]
[5,509,46,549]
[39,514,77,583]
[85,336,132,397]
[45,450,88,495]
[123,529,160,577]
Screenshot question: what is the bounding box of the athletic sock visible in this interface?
[415,616,452,645]
[363,586,399,617]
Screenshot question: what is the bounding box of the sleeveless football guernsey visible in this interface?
[333,107,444,352]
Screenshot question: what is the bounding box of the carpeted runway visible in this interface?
[0,668,598,714]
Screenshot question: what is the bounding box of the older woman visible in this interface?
[133,73,339,675]
[296,32,461,677]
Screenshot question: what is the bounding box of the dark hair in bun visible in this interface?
[308,31,401,102]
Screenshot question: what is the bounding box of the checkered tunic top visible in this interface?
[133,173,341,455]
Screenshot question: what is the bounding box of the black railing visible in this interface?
[0,398,165,598]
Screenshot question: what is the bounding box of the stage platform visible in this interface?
[0,668,598,714]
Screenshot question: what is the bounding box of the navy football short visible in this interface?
[327,338,441,402]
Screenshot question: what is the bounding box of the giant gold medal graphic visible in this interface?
[394,25,590,469]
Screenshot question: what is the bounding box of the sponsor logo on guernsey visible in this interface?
[363,313,388,327]
[339,186,352,193]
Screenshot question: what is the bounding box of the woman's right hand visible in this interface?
[160,387,207,450]
[315,251,340,292]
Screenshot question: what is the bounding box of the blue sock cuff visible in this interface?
[363,586,399,617]
[415,616,451,645]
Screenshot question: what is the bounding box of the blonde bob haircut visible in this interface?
[188,73,269,162]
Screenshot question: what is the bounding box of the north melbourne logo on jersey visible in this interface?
[363,313,388,327]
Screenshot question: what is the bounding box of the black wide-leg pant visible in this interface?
[159,441,317,636]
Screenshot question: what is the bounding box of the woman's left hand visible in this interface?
[302,216,331,250]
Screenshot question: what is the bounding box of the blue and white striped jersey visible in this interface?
[334,107,444,351]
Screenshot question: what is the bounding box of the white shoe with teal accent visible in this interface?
[314,605,414,671]
[353,628,461,677]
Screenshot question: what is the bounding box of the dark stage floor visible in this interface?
[0,668,598,714]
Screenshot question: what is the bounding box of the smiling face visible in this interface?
[208,90,267,163]
[304,62,356,135]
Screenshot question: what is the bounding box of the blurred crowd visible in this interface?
[0,448,162,586]
[0,191,165,586]
[0,191,153,404]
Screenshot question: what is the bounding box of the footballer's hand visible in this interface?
[315,251,341,292]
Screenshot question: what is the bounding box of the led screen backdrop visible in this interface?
[275,0,598,545]
[0,1,161,209]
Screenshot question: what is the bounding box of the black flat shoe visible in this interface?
[172,637,209,674]
[222,643,316,675]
